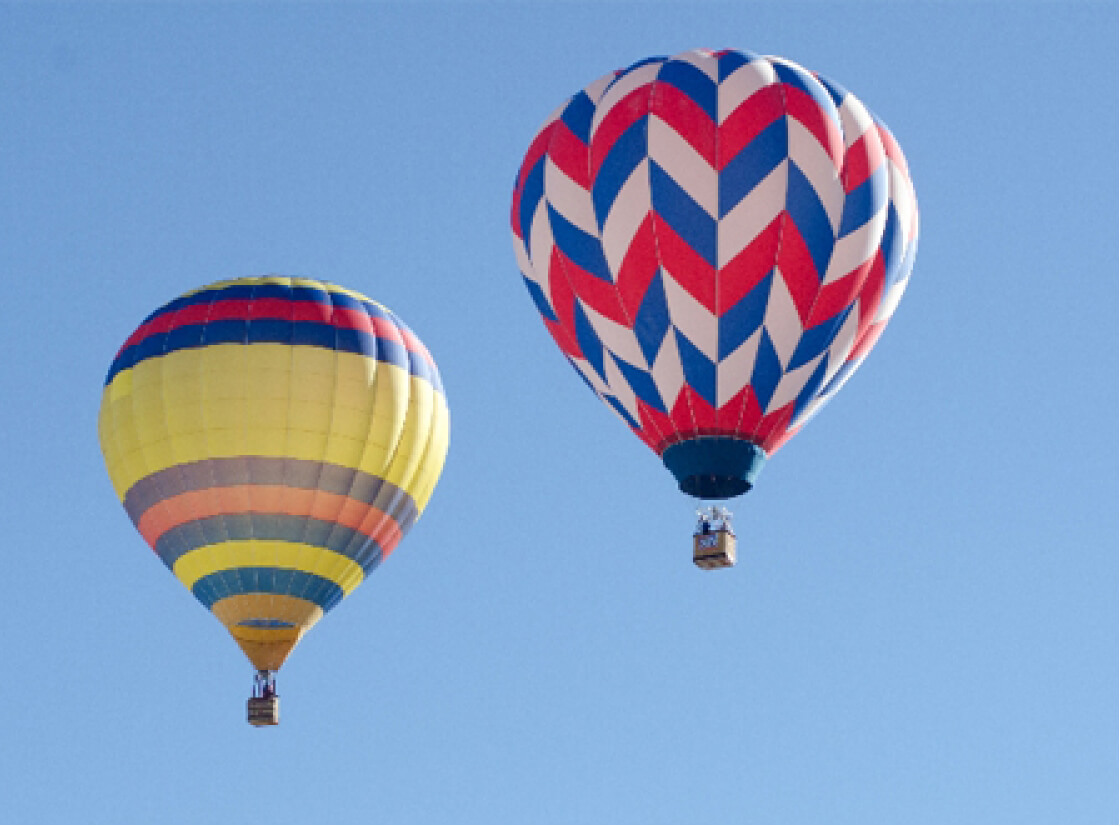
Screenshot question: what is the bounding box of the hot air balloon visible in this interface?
[511,49,918,568]
[98,276,449,724]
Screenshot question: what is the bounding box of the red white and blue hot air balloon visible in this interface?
[511,49,918,564]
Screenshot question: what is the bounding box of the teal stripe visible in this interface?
[193,568,344,613]
[155,514,384,575]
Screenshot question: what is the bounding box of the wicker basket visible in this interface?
[248,695,280,727]
[693,529,736,569]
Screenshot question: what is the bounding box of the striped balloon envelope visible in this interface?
[511,49,918,500]
[98,276,449,674]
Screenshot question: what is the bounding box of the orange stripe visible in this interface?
[136,485,403,551]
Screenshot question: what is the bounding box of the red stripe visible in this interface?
[774,216,820,323]
[557,247,629,326]
[717,85,785,171]
[717,215,782,313]
[841,129,885,194]
[118,297,436,363]
[136,485,403,553]
[783,85,844,171]
[650,81,716,166]
[614,213,660,319]
[653,214,716,313]
[590,86,653,179]
[547,119,592,190]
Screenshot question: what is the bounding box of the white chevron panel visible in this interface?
[671,49,720,80]
[649,328,686,412]
[526,199,556,290]
[717,58,777,124]
[647,115,718,218]
[816,301,862,389]
[835,90,876,149]
[787,116,845,233]
[600,158,652,277]
[591,61,662,137]
[716,327,762,407]
[759,267,803,367]
[580,298,648,369]
[717,159,787,267]
[764,353,826,415]
[662,270,718,361]
[545,154,598,238]
[823,208,886,285]
[602,349,641,422]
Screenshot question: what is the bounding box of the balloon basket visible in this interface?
[693,506,737,569]
[693,528,736,569]
[248,695,280,727]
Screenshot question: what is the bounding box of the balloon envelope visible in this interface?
[512,49,918,498]
[98,276,449,670]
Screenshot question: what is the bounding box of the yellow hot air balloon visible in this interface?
[98,276,449,725]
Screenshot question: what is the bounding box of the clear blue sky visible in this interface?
[1,2,1116,824]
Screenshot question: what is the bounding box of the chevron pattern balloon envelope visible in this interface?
[512,48,919,499]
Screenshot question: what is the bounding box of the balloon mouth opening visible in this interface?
[661,437,767,500]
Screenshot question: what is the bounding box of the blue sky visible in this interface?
[0,2,1116,824]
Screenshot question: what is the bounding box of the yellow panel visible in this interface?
[410,396,451,512]
[288,370,338,404]
[323,435,373,473]
[200,344,250,401]
[172,539,365,593]
[334,352,377,388]
[201,428,245,458]
[212,593,323,631]
[289,344,337,380]
[287,399,333,433]
[242,396,290,430]
[243,427,298,457]
[139,436,178,479]
[167,430,210,467]
[100,337,446,498]
[384,379,435,495]
[106,368,133,402]
[327,403,377,442]
[200,398,248,432]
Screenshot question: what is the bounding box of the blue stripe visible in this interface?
[786,306,852,372]
[605,394,643,431]
[650,160,716,267]
[719,271,772,360]
[611,353,666,413]
[813,73,850,109]
[786,162,835,280]
[675,329,717,408]
[560,90,596,144]
[591,117,648,231]
[155,514,385,575]
[107,322,427,387]
[522,275,558,323]
[717,50,757,82]
[193,567,344,613]
[517,154,546,250]
[719,117,788,218]
[657,58,717,122]
[749,329,782,412]
[546,202,611,281]
[838,165,887,239]
[773,61,838,123]
[632,271,670,365]
[792,353,832,422]
[573,299,607,382]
